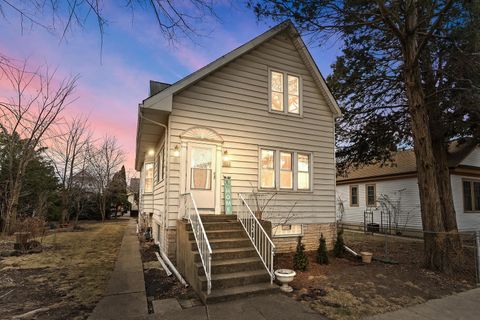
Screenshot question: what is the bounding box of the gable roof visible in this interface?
[337,143,480,184]
[142,20,342,118]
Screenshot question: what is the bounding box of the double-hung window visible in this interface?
[350,185,359,207]
[366,184,376,207]
[463,180,480,212]
[144,163,153,193]
[260,148,312,191]
[156,147,165,184]
[269,70,301,115]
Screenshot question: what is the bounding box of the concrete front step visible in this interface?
[196,257,265,276]
[193,247,258,262]
[191,238,252,250]
[199,270,270,290]
[199,215,237,222]
[203,283,278,304]
[186,221,242,231]
[188,229,247,241]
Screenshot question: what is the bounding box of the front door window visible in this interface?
[190,147,212,190]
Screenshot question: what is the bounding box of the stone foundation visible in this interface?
[165,228,177,261]
[273,223,336,253]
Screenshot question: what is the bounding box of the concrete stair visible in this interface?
[187,215,277,303]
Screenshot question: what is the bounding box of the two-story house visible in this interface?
[135,21,342,301]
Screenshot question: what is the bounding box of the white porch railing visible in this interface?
[182,192,212,294]
[237,193,275,283]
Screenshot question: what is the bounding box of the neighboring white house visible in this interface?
[127,178,139,215]
[336,145,480,233]
[135,21,342,259]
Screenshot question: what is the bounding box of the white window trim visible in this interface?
[258,147,313,192]
[272,224,303,238]
[155,146,165,184]
[268,68,303,117]
[463,178,480,213]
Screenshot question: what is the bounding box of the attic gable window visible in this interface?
[269,69,301,115]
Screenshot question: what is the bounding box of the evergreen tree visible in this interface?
[333,230,345,258]
[316,233,329,265]
[293,236,309,271]
[248,0,480,272]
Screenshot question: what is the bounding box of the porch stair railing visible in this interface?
[182,192,212,294]
[237,193,275,283]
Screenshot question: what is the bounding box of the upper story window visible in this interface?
[269,70,301,115]
[260,148,312,191]
[144,163,153,193]
[463,179,480,212]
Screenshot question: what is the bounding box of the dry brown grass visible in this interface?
[276,231,475,320]
[0,219,129,320]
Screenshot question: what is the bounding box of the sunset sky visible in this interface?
[0,1,341,176]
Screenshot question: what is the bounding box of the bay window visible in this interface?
[260,149,275,189]
[269,69,301,115]
[259,148,312,191]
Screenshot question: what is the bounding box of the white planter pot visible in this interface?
[274,269,296,293]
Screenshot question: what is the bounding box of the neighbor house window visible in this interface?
[269,70,301,115]
[259,148,312,191]
[144,163,153,193]
[350,185,359,207]
[366,184,376,206]
[463,180,480,212]
[260,149,275,189]
[272,224,303,237]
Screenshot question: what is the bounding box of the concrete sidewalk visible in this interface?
[366,287,480,320]
[150,293,325,320]
[89,219,148,320]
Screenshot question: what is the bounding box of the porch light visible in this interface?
[173,145,180,158]
[148,149,155,156]
[223,150,231,167]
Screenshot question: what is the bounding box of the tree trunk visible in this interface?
[3,179,22,234]
[60,189,69,225]
[421,46,463,262]
[402,7,450,271]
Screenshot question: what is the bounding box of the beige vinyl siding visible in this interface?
[166,32,336,227]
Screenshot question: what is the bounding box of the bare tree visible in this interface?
[88,135,124,221]
[0,0,218,45]
[49,114,92,224]
[0,59,77,234]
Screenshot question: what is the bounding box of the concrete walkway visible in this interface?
[89,219,148,320]
[150,293,325,320]
[366,287,480,320]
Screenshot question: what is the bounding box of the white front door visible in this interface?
[186,143,216,211]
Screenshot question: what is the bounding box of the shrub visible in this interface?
[333,229,345,257]
[316,233,329,264]
[293,236,309,271]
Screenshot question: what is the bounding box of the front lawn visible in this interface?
[0,219,129,319]
[276,231,476,320]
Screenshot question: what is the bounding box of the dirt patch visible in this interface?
[140,241,201,313]
[275,231,475,320]
[0,219,129,320]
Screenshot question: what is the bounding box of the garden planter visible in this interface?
[361,252,373,264]
[275,269,296,292]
